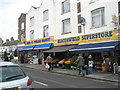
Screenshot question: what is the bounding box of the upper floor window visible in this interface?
[62,0,70,14]
[62,18,71,34]
[30,17,34,26]
[21,34,25,41]
[30,30,34,40]
[90,0,99,4]
[43,10,49,21]
[21,22,24,32]
[91,7,105,28]
[118,2,120,25]
[43,25,49,37]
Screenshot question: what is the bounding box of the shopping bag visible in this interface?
[45,63,50,69]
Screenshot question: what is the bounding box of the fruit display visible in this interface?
[58,59,66,64]
[64,55,78,64]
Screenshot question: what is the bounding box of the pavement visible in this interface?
[0,57,119,83]
[17,63,119,83]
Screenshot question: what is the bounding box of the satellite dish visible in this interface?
[78,17,86,25]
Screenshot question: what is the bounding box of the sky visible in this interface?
[0,0,42,42]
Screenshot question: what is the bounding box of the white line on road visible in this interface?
[33,81,48,87]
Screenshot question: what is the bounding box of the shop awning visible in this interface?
[69,41,120,53]
[34,43,52,50]
[43,45,76,53]
[17,45,35,51]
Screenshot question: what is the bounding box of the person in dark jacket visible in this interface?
[76,54,85,76]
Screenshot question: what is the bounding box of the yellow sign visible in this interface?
[22,38,26,42]
[26,36,53,46]
[54,30,120,46]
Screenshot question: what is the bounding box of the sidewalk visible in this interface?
[18,63,119,83]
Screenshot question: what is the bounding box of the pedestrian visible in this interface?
[86,54,93,74]
[10,53,13,62]
[88,55,94,74]
[45,54,53,71]
[76,54,85,76]
[105,55,112,72]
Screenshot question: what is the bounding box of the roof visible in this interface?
[2,40,19,46]
[0,62,18,66]
[43,45,76,53]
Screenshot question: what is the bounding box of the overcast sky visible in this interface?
[0,0,42,42]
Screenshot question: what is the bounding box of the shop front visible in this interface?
[69,30,120,72]
[17,36,53,64]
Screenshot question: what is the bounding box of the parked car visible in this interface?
[0,62,32,90]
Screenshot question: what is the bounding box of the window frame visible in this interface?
[43,9,49,21]
[30,30,34,40]
[30,17,34,26]
[61,0,70,14]
[43,25,49,37]
[62,18,71,34]
[91,7,105,28]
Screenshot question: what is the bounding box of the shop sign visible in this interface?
[54,30,120,46]
[26,36,53,46]
[22,38,26,42]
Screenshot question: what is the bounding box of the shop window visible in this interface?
[62,18,71,34]
[62,0,70,14]
[77,2,81,13]
[91,7,105,28]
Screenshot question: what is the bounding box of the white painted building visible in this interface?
[81,0,119,34]
[26,0,55,41]
[26,0,119,42]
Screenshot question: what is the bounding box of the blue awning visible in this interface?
[34,43,52,50]
[69,41,120,53]
[17,45,35,51]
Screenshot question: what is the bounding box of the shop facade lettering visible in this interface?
[54,30,120,46]
[26,36,53,46]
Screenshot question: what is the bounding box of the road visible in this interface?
[21,67,119,89]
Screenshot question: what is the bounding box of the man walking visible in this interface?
[45,54,53,71]
[76,54,85,76]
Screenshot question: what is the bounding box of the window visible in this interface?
[30,17,34,26]
[90,0,99,4]
[43,10,48,21]
[62,18,70,33]
[91,7,105,28]
[118,2,120,25]
[43,25,49,37]
[30,30,34,40]
[62,0,70,14]
[77,2,81,13]
[21,34,25,41]
[0,66,26,82]
[78,25,82,33]
[21,22,24,32]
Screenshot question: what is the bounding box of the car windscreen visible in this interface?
[0,66,26,82]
